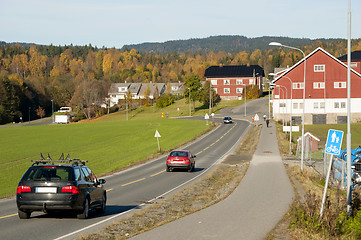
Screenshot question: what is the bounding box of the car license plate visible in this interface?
[36,187,57,193]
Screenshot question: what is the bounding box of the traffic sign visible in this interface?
[325,129,344,155]
[204,113,209,120]
[254,114,259,121]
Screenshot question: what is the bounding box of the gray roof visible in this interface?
[108,83,130,94]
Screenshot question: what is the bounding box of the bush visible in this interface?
[156,94,174,108]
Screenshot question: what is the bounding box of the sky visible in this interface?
[1,0,360,49]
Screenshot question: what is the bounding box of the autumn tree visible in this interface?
[184,74,202,112]
[70,79,104,119]
[36,106,45,118]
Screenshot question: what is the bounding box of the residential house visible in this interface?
[271,47,361,125]
[108,83,131,107]
[204,65,265,100]
[169,82,184,95]
[108,82,166,107]
[138,83,166,99]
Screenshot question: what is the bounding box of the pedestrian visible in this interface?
[263,114,266,121]
[266,119,270,127]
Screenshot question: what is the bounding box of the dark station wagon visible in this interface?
[16,154,106,219]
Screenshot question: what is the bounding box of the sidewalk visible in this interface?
[132,122,295,240]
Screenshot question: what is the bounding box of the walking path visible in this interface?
[132,121,295,240]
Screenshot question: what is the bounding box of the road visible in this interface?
[0,115,249,240]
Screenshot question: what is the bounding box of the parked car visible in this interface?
[223,116,233,124]
[16,154,106,219]
[166,150,196,172]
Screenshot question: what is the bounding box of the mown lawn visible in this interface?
[0,116,209,198]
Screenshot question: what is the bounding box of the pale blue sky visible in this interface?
[1,0,360,48]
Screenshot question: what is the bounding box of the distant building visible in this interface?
[338,50,361,74]
[204,65,265,100]
[108,82,166,107]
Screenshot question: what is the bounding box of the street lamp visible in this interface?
[51,100,54,124]
[269,42,306,173]
[188,88,191,117]
[275,86,285,126]
[242,84,247,116]
[270,73,293,154]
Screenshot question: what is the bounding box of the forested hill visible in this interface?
[121,35,342,54]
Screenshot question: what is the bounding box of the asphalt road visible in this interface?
[0,115,249,240]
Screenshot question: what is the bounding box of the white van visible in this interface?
[58,107,72,113]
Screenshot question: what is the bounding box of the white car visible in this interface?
[223,117,233,124]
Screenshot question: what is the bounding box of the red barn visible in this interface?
[204,65,265,100]
[271,47,361,125]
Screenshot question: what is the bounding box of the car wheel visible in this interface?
[77,198,90,219]
[18,209,31,219]
[188,165,193,172]
[97,194,106,214]
[166,166,172,172]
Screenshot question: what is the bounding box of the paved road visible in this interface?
[0,117,249,240]
[132,98,295,240]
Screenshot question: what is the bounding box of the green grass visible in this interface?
[0,102,211,198]
[277,122,361,158]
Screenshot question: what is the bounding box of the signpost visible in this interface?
[154,130,161,152]
[320,129,344,217]
[254,114,259,125]
[204,113,209,125]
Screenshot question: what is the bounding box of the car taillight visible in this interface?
[17,185,31,194]
[61,186,79,194]
[185,159,190,164]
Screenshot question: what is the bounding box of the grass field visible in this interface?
[276,122,361,159]
[0,98,222,198]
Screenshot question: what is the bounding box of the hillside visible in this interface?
[121,35,343,54]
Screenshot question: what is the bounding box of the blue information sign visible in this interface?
[325,129,344,155]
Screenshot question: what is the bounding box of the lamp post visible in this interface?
[242,84,247,116]
[270,74,293,154]
[269,42,306,173]
[188,88,191,117]
[209,81,212,115]
[346,0,352,215]
[275,86,284,126]
[51,100,54,124]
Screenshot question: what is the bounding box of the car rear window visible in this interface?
[170,151,188,157]
[22,166,75,181]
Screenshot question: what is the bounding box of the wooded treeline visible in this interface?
[1,38,361,124]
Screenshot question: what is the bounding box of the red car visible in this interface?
[166,150,196,172]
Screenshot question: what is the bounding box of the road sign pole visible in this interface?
[320,154,334,217]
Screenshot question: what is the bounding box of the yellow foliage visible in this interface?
[8,73,23,86]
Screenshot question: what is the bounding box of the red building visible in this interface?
[204,65,265,100]
[271,47,361,125]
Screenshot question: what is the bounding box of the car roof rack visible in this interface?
[31,153,88,166]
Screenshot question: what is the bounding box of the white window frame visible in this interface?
[224,79,230,85]
[224,88,230,94]
[314,64,325,72]
[334,82,346,88]
[341,102,346,108]
[293,82,304,89]
[236,88,243,93]
[313,82,325,89]
[249,79,255,85]
[314,102,319,109]
[320,102,325,109]
[351,62,358,68]
[236,79,243,85]
[211,80,217,85]
[334,102,340,108]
